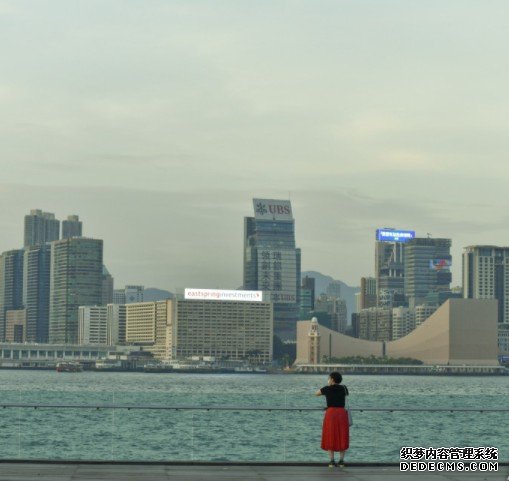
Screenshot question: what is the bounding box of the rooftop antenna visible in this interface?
[427,233,432,238]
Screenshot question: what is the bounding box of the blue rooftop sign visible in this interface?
[376,229,416,243]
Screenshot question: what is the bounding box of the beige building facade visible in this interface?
[6,309,27,343]
[125,298,273,363]
[171,299,273,363]
[296,299,499,366]
[126,301,171,360]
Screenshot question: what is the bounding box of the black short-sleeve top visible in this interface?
[320,384,349,407]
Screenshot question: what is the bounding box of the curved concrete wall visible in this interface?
[296,299,499,365]
[296,320,382,364]
[386,299,498,365]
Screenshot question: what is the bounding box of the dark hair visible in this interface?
[329,372,342,384]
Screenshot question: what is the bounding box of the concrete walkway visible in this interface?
[0,463,506,481]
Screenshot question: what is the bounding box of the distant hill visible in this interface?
[301,271,360,320]
[143,288,173,302]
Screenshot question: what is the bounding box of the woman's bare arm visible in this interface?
[315,389,322,396]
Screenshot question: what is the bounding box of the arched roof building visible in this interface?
[296,299,498,366]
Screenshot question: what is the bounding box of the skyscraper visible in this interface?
[299,276,315,317]
[243,198,301,340]
[0,249,24,341]
[359,277,377,310]
[24,210,60,247]
[463,246,509,324]
[101,265,114,305]
[23,244,51,342]
[375,228,415,308]
[62,215,83,239]
[404,237,452,308]
[49,238,103,344]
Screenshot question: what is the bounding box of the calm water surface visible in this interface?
[0,371,507,462]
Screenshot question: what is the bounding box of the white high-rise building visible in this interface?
[391,306,414,340]
[78,306,108,345]
[107,303,126,345]
[414,304,438,328]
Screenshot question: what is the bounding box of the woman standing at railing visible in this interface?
[315,371,349,468]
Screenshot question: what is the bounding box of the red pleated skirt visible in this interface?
[321,407,349,452]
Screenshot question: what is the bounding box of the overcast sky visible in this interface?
[1,0,509,290]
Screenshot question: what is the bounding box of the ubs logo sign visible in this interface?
[255,203,268,215]
[253,199,293,219]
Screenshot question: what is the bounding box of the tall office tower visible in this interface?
[359,277,377,310]
[101,266,114,305]
[326,281,342,299]
[23,244,51,342]
[107,303,126,345]
[62,215,83,239]
[404,238,452,308]
[375,228,415,308]
[302,276,315,308]
[24,210,60,247]
[463,246,509,325]
[299,276,315,317]
[124,285,144,304]
[351,313,360,338]
[334,299,348,333]
[49,238,103,344]
[243,198,301,340]
[78,306,108,345]
[0,249,24,341]
[355,292,361,313]
[113,289,126,304]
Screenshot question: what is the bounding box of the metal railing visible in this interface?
[0,403,507,463]
[1,403,509,412]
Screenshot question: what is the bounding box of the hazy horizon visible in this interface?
[2,1,509,290]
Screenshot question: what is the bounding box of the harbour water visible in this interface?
[0,371,507,462]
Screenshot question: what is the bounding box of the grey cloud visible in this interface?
[2,1,509,288]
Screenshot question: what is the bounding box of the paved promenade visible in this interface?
[0,463,506,481]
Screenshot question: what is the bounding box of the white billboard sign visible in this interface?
[253,198,293,220]
[184,288,263,302]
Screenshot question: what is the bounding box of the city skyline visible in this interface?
[2,1,509,290]
[1,199,507,292]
